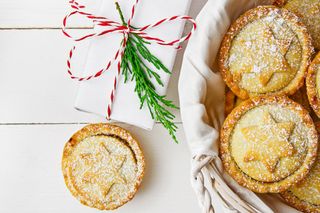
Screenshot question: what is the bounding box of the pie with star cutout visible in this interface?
[219,6,313,99]
[220,96,318,193]
[281,122,320,212]
[62,124,145,210]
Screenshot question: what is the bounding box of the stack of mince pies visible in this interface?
[218,2,320,212]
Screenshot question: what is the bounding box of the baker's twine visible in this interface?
[191,154,265,213]
[62,0,196,119]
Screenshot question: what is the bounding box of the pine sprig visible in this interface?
[115,2,179,143]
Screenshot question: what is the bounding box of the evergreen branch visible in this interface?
[115,2,179,143]
[115,2,127,26]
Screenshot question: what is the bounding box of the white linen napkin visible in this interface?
[75,0,191,130]
[179,0,302,212]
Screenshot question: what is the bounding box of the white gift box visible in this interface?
[74,0,192,130]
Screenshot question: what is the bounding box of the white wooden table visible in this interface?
[0,0,207,212]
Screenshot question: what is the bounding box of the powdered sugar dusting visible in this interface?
[289,155,320,205]
[224,7,305,96]
[285,0,320,49]
[230,103,314,182]
[66,135,139,208]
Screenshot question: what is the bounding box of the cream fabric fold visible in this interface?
[179,0,301,212]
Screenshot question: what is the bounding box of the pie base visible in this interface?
[219,6,313,99]
[62,123,145,210]
[220,96,318,193]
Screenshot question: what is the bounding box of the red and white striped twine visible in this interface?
[62,0,196,119]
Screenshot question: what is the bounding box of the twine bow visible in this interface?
[62,0,196,119]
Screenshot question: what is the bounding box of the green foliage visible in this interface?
[116,2,178,143]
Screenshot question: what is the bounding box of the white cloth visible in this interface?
[75,0,191,130]
[179,0,302,212]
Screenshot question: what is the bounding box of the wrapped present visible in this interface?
[63,0,196,141]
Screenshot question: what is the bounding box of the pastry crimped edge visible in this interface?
[284,0,320,50]
[61,123,145,210]
[218,5,314,99]
[280,122,320,213]
[220,95,318,193]
[307,52,320,118]
[281,192,320,213]
[225,89,237,117]
[273,0,287,7]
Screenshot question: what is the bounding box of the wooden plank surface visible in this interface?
[0,124,199,213]
[0,0,208,212]
[0,0,205,28]
[0,0,98,28]
[0,30,181,123]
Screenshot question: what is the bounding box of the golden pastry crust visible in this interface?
[225,89,244,117]
[62,123,145,210]
[220,96,318,193]
[225,89,236,117]
[274,0,287,7]
[225,85,317,120]
[281,122,320,213]
[290,85,312,112]
[307,52,320,118]
[285,0,320,49]
[219,6,313,99]
[291,85,320,122]
[281,192,320,213]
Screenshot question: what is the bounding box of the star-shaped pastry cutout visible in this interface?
[80,142,127,198]
[241,112,295,172]
[233,21,294,86]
